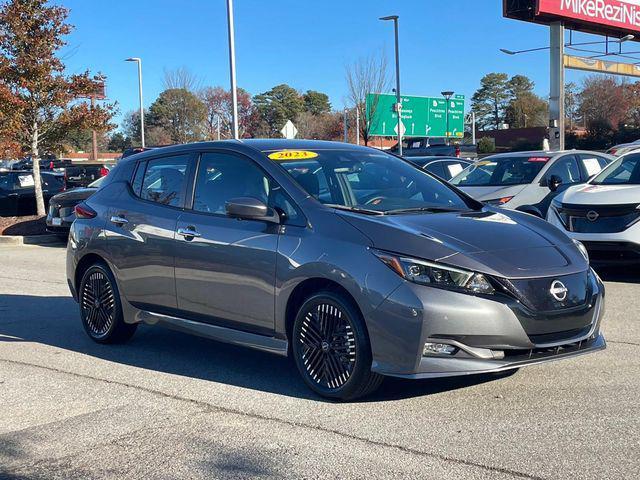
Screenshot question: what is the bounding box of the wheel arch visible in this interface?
[284,277,366,347]
[74,252,108,293]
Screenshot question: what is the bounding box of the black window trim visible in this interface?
[184,148,308,227]
[129,151,197,211]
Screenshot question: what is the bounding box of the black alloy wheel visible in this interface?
[79,263,137,343]
[299,302,357,389]
[292,291,383,400]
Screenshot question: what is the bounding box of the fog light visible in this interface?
[423,342,457,356]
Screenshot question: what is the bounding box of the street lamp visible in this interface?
[226,0,239,139]
[441,91,454,145]
[125,57,145,148]
[380,15,402,156]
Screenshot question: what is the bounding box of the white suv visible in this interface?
[547,152,640,266]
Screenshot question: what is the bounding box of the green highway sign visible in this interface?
[366,93,465,138]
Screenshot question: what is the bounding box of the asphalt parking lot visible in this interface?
[0,244,639,479]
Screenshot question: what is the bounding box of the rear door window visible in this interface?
[545,155,581,185]
[578,154,608,179]
[423,162,445,178]
[138,155,190,207]
[442,161,467,180]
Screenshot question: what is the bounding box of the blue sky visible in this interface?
[57,0,600,127]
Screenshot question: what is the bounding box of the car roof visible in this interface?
[240,138,373,152]
[484,150,609,160]
[116,139,381,166]
[409,156,471,161]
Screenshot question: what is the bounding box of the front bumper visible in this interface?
[367,270,605,378]
[547,206,640,265]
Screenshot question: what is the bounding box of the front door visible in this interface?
[174,151,279,334]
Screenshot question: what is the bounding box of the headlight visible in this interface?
[485,196,514,206]
[573,239,589,262]
[372,250,495,294]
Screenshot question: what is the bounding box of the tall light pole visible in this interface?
[125,58,145,148]
[380,15,402,156]
[441,91,454,145]
[226,0,239,139]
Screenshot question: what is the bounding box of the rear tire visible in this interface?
[78,263,137,344]
[292,291,383,401]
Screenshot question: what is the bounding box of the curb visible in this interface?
[0,234,65,246]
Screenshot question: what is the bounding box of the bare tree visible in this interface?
[345,53,389,145]
[163,66,201,92]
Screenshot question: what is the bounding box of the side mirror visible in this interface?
[225,197,280,223]
[547,174,563,192]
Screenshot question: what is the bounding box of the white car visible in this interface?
[606,140,640,157]
[450,150,612,218]
[547,152,640,266]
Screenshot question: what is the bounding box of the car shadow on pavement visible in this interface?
[0,294,510,402]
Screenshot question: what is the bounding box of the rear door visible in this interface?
[106,153,193,311]
[534,154,582,216]
[173,150,282,334]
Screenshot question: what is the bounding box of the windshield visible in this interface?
[591,153,640,185]
[450,156,549,187]
[268,148,475,214]
[88,176,105,188]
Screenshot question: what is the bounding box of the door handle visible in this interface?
[110,215,128,225]
[177,227,201,238]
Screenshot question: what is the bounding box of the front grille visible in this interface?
[528,326,592,345]
[503,334,598,360]
[555,202,640,234]
[583,241,640,264]
[497,271,590,312]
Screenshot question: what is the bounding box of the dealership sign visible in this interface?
[539,0,640,30]
[504,0,640,37]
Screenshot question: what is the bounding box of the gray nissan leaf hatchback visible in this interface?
[67,140,606,400]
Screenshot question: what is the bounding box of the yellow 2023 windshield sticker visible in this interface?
[268,150,319,161]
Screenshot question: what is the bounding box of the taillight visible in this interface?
[498,196,514,204]
[455,145,460,157]
[610,149,617,155]
[74,203,97,219]
[99,167,109,177]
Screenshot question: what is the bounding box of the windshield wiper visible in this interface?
[384,206,462,215]
[326,204,385,216]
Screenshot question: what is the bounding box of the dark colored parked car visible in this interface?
[408,156,473,181]
[63,163,111,189]
[11,156,72,172]
[121,146,160,159]
[67,140,605,400]
[0,170,65,216]
[46,176,104,234]
[391,138,477,159]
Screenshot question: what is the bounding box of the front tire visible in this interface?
[292,291,383,400]
[79,263,137,344]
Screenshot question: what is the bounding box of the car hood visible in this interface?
[456,184,527,201]
[338,208,587,279]
[559,183,640,206]
[50,187,96,205]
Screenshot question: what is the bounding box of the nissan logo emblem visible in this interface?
[550,280,568,302]
[586,210,599,222]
